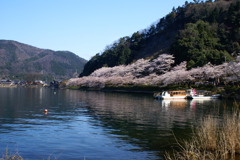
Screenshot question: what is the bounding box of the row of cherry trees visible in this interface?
[67,54,240,88]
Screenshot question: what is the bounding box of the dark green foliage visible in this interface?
[80,0,240,76]
[80,36,137,76]
[80,54,103,76]
[171,20,232,68]
[171,0,240,69]
[80,32,148,77]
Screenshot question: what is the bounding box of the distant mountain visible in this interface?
[0,40,87,80]
[80,0,240,76]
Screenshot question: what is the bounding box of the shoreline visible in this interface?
[1,84,240,99]
[68,85,240,100]
[0,84,46,88]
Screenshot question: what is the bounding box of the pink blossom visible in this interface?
[67,55,240,87]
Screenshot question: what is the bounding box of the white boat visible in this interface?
[187,95,213,99]
[154,89,221,100]
[154,90,187,99]
[187,95,221,99]
[186,89,221,99]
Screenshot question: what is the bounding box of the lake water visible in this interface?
[0,87,235,160]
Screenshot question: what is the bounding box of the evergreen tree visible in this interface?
[171,20,231,69]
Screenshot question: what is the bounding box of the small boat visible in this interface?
[154,89,221,100]
[186,89,221,99]
[186,95,213,99]
[186,95,221,99]
[154,90,187,99]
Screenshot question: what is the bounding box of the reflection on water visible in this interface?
[0,88,232,160]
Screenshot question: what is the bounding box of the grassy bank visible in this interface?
[0,148,23,160]
[165,103,240,160]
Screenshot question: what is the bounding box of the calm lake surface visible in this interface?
[0,87,236,160]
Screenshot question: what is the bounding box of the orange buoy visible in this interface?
[44,109,48,114]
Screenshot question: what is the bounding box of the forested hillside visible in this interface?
[0,40,87,80]
[80,0,240,76]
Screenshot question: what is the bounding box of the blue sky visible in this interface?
[0,0,192,60]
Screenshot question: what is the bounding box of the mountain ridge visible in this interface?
[0,40,87,80]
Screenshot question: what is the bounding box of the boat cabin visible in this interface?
[154,90,187,99]
[168,90,187,97]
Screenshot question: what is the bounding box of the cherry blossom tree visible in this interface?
[67,54,240,88]
[224,56,240,83]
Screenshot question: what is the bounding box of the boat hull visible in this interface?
[154,90,187,99]
[186,94,221,99]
